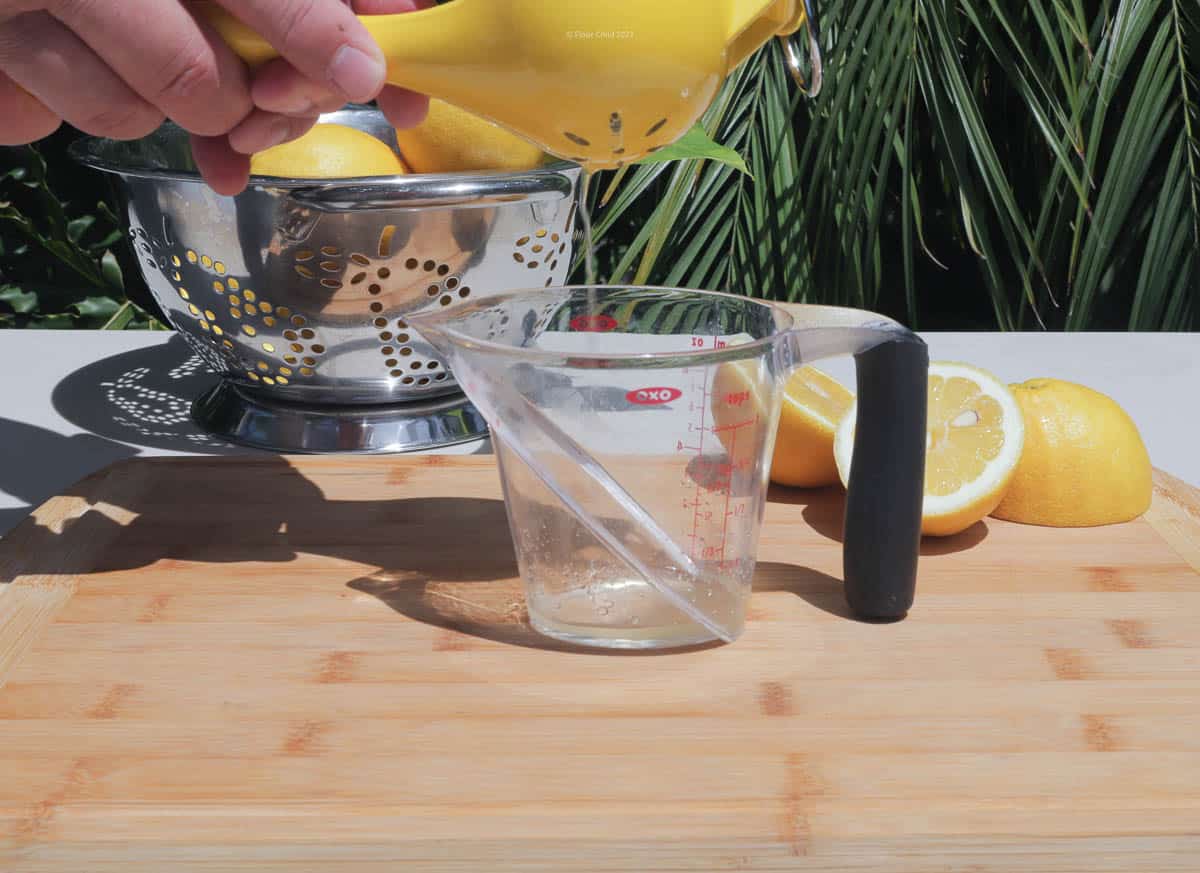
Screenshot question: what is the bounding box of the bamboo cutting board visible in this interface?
[1,455,1199,872]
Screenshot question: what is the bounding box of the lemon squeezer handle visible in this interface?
[843,333,928,619]
[192,1,454,65]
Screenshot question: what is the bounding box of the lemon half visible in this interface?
[834,361,1025,537]
[710,363,853,488]
[992,379,1152,526]
[394,98,547,173]
[250,124,407,179]
[771,366,854,487]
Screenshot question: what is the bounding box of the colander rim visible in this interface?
[67,121,579,190]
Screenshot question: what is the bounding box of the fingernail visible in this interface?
[329,44,386,102]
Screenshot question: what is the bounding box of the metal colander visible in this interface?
[71,106,581,452]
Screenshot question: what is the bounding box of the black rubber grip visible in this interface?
[843,334,928,620]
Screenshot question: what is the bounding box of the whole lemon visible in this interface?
[394,99,548,173]
[250,124,407,179]
[991,379,1152,527]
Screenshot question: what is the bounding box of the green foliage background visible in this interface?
[0,132,164,329]
[2,0,1196,331]
[581,0,1199,330]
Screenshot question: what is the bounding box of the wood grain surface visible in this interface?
[1,455,1198,871]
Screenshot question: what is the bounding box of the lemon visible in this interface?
[770,366,855,486]
[709,362,853,488]
[834,362,1025,537]
[394,98,547,173]
[707,358,767,475]
[250,124,407,179]
[991,379,1152,526]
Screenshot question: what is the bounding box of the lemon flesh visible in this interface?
[250,124,407,179]
[834,362,1025,537]
[394,99,548,173]
[710,363,852,488]
[771,366,854,487]
[992,379,1152,526]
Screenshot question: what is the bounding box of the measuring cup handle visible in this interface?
[844,334,928,619]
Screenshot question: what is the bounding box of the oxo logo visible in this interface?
[625,386,682,406]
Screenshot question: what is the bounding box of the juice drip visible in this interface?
[576,170,598,288]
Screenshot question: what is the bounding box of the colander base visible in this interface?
[192,380,488,454]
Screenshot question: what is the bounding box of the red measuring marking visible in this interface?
[710,418,756,435]
[678,324,764,565]
[681,327,742,563]
[569,314,617,332]
[716,424,737,564]
[684,344,710,554]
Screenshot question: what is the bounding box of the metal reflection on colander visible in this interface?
[71,107,581,409]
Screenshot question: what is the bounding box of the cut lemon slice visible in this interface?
[772,366,853,487]
[711,363,852,487]
[833,361,1025,537]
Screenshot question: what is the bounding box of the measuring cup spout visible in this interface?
[777,310,928,619]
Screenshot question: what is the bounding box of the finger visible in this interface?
[377,85,428,129]
[0,70,62,145]
[0,12,163,140]
[352,0,431,12]
[215,0,387,103]
[190,134,251,196]
[48,0,252,137]
[350,0,431,127]
[227,110,318,154]
[249,56,351,116]
[250,0,430,117]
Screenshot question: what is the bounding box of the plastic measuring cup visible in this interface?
[412,287,927,649]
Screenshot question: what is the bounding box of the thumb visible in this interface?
[216,0,387,103]
[352,1,435,12]
[350,0,433,129]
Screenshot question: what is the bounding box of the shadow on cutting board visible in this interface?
[0,417,140,538]
[345,573,724,656]
[753,562,860,621]
[1,454,889,652]
[768,483,991,555]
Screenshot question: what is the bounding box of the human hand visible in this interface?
[196,0,432,193]
[0,0,430,194]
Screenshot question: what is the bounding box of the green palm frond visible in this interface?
[577,0,1199,331]
[577,51,798,294]
[1063,0,1200,328]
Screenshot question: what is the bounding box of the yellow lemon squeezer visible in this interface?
[197,0,822,170]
